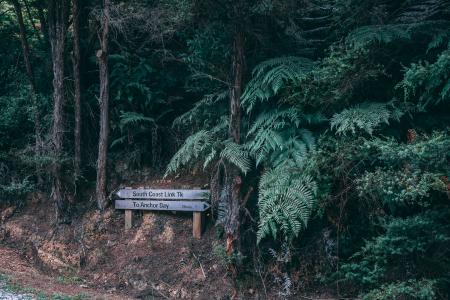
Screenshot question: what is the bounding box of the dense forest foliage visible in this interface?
[0,0,449,298]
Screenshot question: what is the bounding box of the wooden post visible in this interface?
[125,209,132,230]
[193,212,202,238]
[124,187,133,230]
[192,186,202,238]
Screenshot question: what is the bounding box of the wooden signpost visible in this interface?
[115,188,210,238]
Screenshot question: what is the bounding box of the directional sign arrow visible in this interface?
[202,202,210,211]
[115,200,211,212]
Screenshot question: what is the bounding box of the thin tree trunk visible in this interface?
[48,0,68,221]
[22,0,42,42]
[37,5,48,42]
[72,0,81,178]
[225,31,245,257]
[11,0,34,90]
[11,0,43,179]
[95,0,110,210]
[229,33,244,145]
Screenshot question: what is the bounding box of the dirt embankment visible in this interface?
[0,178,237,299]
[0,246,133,300]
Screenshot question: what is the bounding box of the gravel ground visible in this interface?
[0,282,34,300]
[0,291,29,300]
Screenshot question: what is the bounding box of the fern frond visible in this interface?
[164,129,214,177]
[257,164,317,243]
[203,148,217,170]
[247,108,310,136]
[269,135,313,168]
[399,47,450,109]
[427,30,450,52]
[173,91,228,128]
[165,119,229,177]
[346,25,411,49]
[247,129,284,166]
[118,111,155,131]
[397,0,449,23]
[110,135,127,148]
[298,129,316,151]
[242,57,315,113]
[220,140,252,174]
[246,107,318,167]
[330,102,403,135]
[346,2,450,51]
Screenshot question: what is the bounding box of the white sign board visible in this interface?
[116,189,210,200]
[115,200,210,212]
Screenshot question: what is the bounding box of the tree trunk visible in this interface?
[37,4,48,42]
[229,32,244,145]
[72,0,81,178]
[11,0,43,181]
[95,0,110,210]
[225,31,245,257]
[11,0,34,90]
[22,0,42,42]
[48,0,68,221]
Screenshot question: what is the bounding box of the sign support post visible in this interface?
[125,209,132,230]
[193,212,202,238]
[124,187,133,230]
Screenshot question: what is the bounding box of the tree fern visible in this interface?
[238,58,322,243]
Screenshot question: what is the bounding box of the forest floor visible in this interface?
[0,246,129,299]
[0,172,247,299]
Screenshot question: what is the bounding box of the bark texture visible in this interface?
[95,0,111,210]
[48,0,68,221]
[72,0,81,178]
[225,31,245,256]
